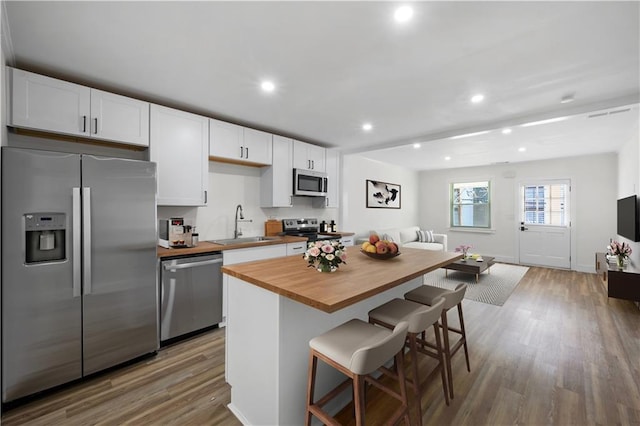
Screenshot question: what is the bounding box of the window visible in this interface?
[521,183,569,226]
[450,181,491,228]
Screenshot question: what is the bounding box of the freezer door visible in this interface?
[81,155,158,375]
[1,147,82,403]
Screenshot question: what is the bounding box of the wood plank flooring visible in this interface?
[2,266,639,425]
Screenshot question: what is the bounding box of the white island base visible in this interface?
[225,275,423,425]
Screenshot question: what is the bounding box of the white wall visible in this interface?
[616,123,640,267]
[340,154,419,240]
[158,161,339,241]
[418,153,618,272]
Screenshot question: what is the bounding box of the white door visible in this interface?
[518,180,571,269]
[242,127,272,165]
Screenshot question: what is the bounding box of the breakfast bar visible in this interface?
[222,246,461,425]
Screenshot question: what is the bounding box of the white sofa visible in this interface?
[370,226,447,251]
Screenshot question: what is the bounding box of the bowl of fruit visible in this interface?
[360,233,400,260]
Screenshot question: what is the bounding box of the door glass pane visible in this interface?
[522,183,568,226]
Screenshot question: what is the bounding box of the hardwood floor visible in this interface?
[2,266,639,425]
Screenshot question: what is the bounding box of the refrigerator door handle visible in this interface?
[83,187,92,295]
[72,188,82,297]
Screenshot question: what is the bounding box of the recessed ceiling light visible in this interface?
[560,94,575,104]
[394,5,414,23]
[362,123,373,131]
[444,156,451,161]
[261,81,275,92]
[502,128,512,135]
[518,147,526,152]
[413,143,421,149]
[521,116,569,127]
[450,130,490,140]
[471,94,485,104]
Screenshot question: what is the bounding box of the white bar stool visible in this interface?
[368,297,448,426]
[305,319,410,426]
[404,283,469,400]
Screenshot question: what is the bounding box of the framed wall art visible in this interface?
[366,180,401,209]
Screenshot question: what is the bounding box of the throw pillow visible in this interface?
[417,229,435,243]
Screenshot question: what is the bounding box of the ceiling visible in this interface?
[3,1,639,170]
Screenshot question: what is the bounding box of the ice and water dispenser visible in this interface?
[24,213,66,264]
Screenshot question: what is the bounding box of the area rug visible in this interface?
[422,263,529,306]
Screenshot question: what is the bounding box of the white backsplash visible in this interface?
[158,161,338,241]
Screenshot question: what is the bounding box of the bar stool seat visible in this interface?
[369,297,448,426]
[405,283,470,400]
[306,319,410,426]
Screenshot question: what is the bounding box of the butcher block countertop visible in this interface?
[157,236,307,258]
[222,247,462,313]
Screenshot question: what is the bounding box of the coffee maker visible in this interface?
[158,218,191,248]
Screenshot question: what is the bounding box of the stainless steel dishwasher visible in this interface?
[160,253,223,343]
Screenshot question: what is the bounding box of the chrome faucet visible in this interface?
[234,204,252,238]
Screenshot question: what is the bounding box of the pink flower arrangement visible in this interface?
[455,244,473,257]
[304,240,347,272]
[608,240,632,258]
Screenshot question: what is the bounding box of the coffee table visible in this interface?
[442,256,495,283]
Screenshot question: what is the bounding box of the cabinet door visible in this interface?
[9,67,90,137]
[325,149,339,208]
[90,89,150,147]
[209,118,242,159]
[261,135,293,208]
[242,127,272,165]
[292,140,310,170]
[293,140,325,171]
[287,242,307,256]
[307,144,326,172]
[150,104,209,206]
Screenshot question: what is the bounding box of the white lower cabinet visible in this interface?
[340,236,355,247]
[221,244,287,329]
[287,241,307,256]
[150,104,209,206]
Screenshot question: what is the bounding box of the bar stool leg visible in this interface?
[354,374,366,426]
[441,312,455,400]
[433,322,450,406]
[305,351,318,426]
[395,349,411,426]
[407,333,423,426]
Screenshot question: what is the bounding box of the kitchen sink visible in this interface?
[208,236,281,245]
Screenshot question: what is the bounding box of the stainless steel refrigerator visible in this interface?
[1,147,158,403]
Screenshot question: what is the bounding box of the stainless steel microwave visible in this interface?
[293,168,328,197]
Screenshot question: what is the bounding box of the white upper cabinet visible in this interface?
[89,89,149,146]
[293,139,325,172]
[324,149,340,208]
[150,104,209,206]
[261,135,293,208]
[209,118,272,166]
[8,67,149,147]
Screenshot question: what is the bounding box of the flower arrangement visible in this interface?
[304,240,347,272]
[608,240,632,268]
[455,244,473,259]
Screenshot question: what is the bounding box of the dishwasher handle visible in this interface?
[163,257,223,271]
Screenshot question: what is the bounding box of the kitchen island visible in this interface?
[222,246,461,425]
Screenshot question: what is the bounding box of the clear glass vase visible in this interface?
[317,264,337,273]
[617,255,626,269]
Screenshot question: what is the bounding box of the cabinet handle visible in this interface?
[82,115,87,133]
[93,118,98,134]
[289,196,293,206]
[326,198,328,207]
[204,190,208,204]
[246,147,249,159]
[240,146,244,158]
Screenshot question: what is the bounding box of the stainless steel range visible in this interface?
[282,218,341,242]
